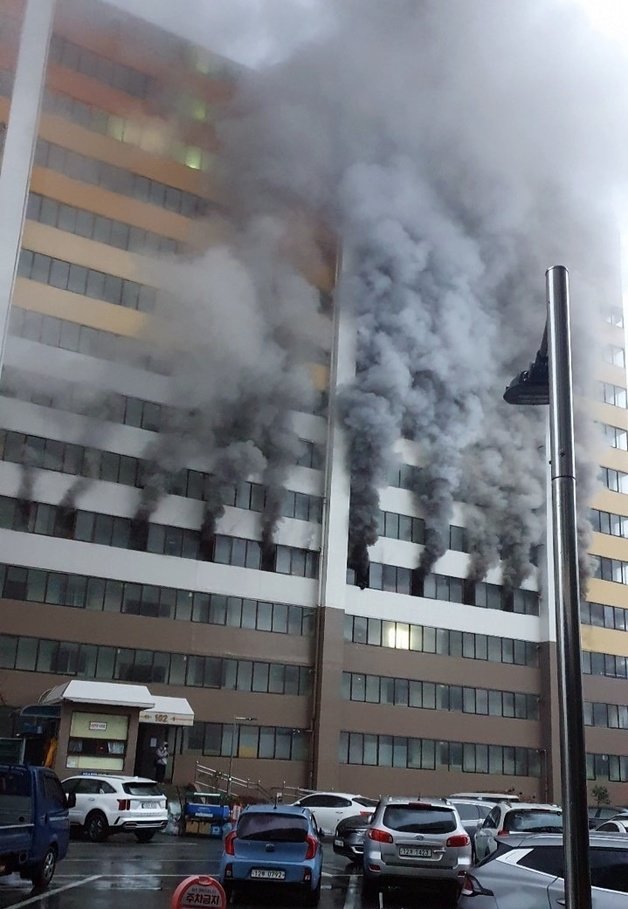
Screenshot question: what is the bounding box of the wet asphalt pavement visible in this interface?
[0,834,457,909]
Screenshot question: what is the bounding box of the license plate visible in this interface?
[334,838,344,846]
[250,869,286,880]
[399,846,433,858]
[141,802,158,809]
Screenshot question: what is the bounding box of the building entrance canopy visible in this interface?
[39,681,194,726]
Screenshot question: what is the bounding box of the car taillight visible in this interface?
[367,828,393,843]
[304,834,318,859]
[224,831,237,856]
[446,834,470,847]
[117,799,130,811]
[497,828,508,836]
[460,872,494,897]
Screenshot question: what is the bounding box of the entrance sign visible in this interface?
[172,876,226,909]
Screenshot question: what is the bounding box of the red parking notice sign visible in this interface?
[172,875,226,909]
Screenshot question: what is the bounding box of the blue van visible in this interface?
[0,764,71,887]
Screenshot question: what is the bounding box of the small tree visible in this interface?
[592,784,610,806]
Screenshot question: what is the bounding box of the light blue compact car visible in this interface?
[220,803,323,905]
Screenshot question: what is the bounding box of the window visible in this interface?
[599,383,628,409]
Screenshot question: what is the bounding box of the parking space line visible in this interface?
[8,875,102,908]
[342,873,360,909]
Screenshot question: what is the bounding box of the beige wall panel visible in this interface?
[13,277,147,335]
[31,169,190,240]
[589,401,628,430]
[23,221,147,283]
[585,578,628,609]
[39,115,216,199]
[590,489,628,516]
[590,532,628,561]
[581,624,628,657]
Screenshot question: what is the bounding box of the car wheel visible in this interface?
[28,846,57,888]
[304,878,321,906]
[134,830,156,843]
[85,810,109,842]
[443,882,460,908]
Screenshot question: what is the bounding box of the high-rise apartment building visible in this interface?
[0,0,626,802]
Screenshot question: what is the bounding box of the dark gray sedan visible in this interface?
[460,832,628,907]
[332,813,372,863]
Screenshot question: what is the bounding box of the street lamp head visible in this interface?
[503,350,549,406]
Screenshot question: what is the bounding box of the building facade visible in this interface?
[0,0,626,802]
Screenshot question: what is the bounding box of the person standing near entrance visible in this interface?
[154,740,168,783]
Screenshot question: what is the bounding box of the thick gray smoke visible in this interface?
[218,0,628,588]
[132,216,328,541]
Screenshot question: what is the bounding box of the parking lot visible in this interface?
[0,834,456,909]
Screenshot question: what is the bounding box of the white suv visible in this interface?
[61,775,168,842]
[474,801,562,861]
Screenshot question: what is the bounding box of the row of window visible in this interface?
[1,367,164,432]
[581,601,628,632]
[49,34,157,99]
[583,650,628,680]
[603,345,627,368]
[0,562,315,634]
[18,249,157,313]
[26,192,181,255]
[592,556,628,586]
[601,467,628,495]
[8,308,168,374]
[34,139,209,218]
[0,632,311,693]
[348,561,538,614]
[598,382,628,409]
[43,89,216,173]
[588,753,628,782]
[338,732,542,777]
[0,496,320,577]
[344,614,539,667]
[0,429,324,520]
[377,511,467,552]
[187,723,309,762]
[590,509,628,538]
[342,672,539,720]
[388,463,422,490]
[602,424,628,451]
[585,701,628,730]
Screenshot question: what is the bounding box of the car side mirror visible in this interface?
[65,792,76,809]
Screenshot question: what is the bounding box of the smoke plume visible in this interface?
[217,0,628,586]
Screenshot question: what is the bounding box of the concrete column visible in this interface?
[0,0,55,373]
[310,249,356,788]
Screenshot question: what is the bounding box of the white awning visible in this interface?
[41,680,155,710]
[139,696,194,726]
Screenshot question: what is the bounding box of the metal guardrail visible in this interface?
[194,762,314,804]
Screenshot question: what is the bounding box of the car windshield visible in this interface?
[122,782,162,797]
[454,804,478,820]
[338,814,371,829]
[237,813,309,842]
[383,805,457,834]
[504,809,563,833]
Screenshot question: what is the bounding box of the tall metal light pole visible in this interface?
[226,715,256,798]
[504,266,591,909]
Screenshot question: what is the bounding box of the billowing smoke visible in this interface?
[217,0,628,587]
[131,216,328,542]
